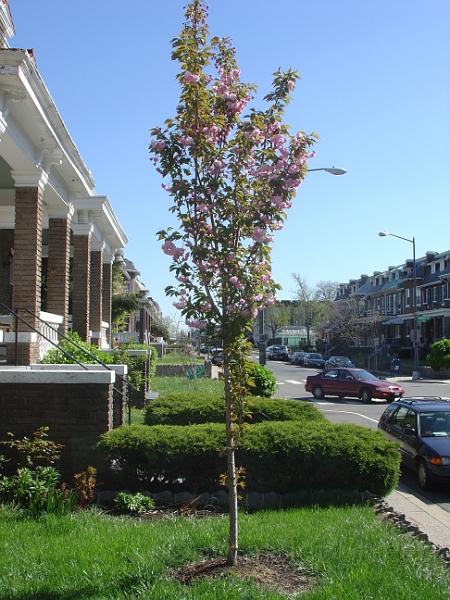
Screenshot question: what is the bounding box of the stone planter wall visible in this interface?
[0,368,117,482]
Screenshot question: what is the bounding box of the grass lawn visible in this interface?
[1,504,449,599]
[157,352,204,365]
[150,375,225,396]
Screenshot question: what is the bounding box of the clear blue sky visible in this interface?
[10,1,450,319]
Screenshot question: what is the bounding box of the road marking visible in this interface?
[320,409,379,424]
[285,379,303,385]
[312,401,335,405]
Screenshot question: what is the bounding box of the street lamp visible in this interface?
[307,167,347,176]
[378,231,420,380]
[258,167,347,365]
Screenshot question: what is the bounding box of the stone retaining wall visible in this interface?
[421,366,450,380]
[0,368,118,482]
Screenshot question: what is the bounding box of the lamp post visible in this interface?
[307,167,347,176]
[258,167,347,365]
[378,231,420,380]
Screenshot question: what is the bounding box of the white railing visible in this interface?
[101,322,109,349]
[39,311,64,361]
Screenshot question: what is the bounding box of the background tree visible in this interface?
[315,280,339,303]
[150,0,316,566]
[290,274,323,346]
[264,302,293,340]
[110,256,140,332]
[325,298,365,355]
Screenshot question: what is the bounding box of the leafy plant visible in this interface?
[115,492,154,514]
[246,363,278,397]
[74,466,97,508]
[1,427,63,469]
[0,428,87,517]
[427,339,450,371]
[41,331,114,365]
[0,466,77,517]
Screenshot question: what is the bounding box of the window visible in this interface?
[324,370,339,379]
[393,406,409,428]
[404,410,417,431]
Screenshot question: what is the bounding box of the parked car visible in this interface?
[290,351,308,366]
[305,367,404,402]
[267,345,289,361]
[210,351,223,366]
[378,397,450,490]
[303,352,325,369]
[325,356,355,370]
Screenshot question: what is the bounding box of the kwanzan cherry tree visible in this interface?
[150,0,317,566]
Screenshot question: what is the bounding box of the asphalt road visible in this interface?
[262,356,450,512]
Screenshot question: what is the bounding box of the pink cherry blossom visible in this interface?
[173,300,186,310]
[251,226,267,243]
[183,71,200,83]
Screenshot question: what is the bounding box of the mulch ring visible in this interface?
[170,552,320,597]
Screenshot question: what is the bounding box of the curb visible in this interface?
[369,494,450,567]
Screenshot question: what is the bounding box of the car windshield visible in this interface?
[419,411,450,437]
[349,370,378,381]
[309,354,322,359]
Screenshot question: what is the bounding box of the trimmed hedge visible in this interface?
[96,421,400,497]
[144,393,325,426]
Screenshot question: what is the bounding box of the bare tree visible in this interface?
[315,280,339,302]
[290,274,323,345]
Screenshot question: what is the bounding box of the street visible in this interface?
[263,357,450,512]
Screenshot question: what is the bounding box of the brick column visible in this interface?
[46,207,74,336]
[72,222,93,342]
[89,244,103,348]
[0,230,14,309]
[9,173,46,365]
[102,256,113,347]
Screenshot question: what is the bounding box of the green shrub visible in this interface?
[97,423,224,492]
[96,421,400,497]
[41,332,114,365]
[0,428,78,516]
[246,363,278,397]
[117,343,158,380]
[144,392,325,426]
[42,335,157,406]
[115,492,154,514]
[427,339,450,371]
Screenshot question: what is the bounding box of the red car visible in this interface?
[305,368,404,403]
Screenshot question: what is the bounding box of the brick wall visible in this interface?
[102,261,112,345]
[47,218,71,335]
[72,234,91,341]
[0,229,14,309]
[89,250,103,347]
[0,369,117,482]
[12,187,43,364]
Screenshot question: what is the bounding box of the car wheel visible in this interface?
[418,459,432,490]
[312,385,324,400]
[361,388,372,403]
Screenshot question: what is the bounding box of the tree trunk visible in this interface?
[223,353,238,566]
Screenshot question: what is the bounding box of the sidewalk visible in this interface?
[384,483,450,550]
